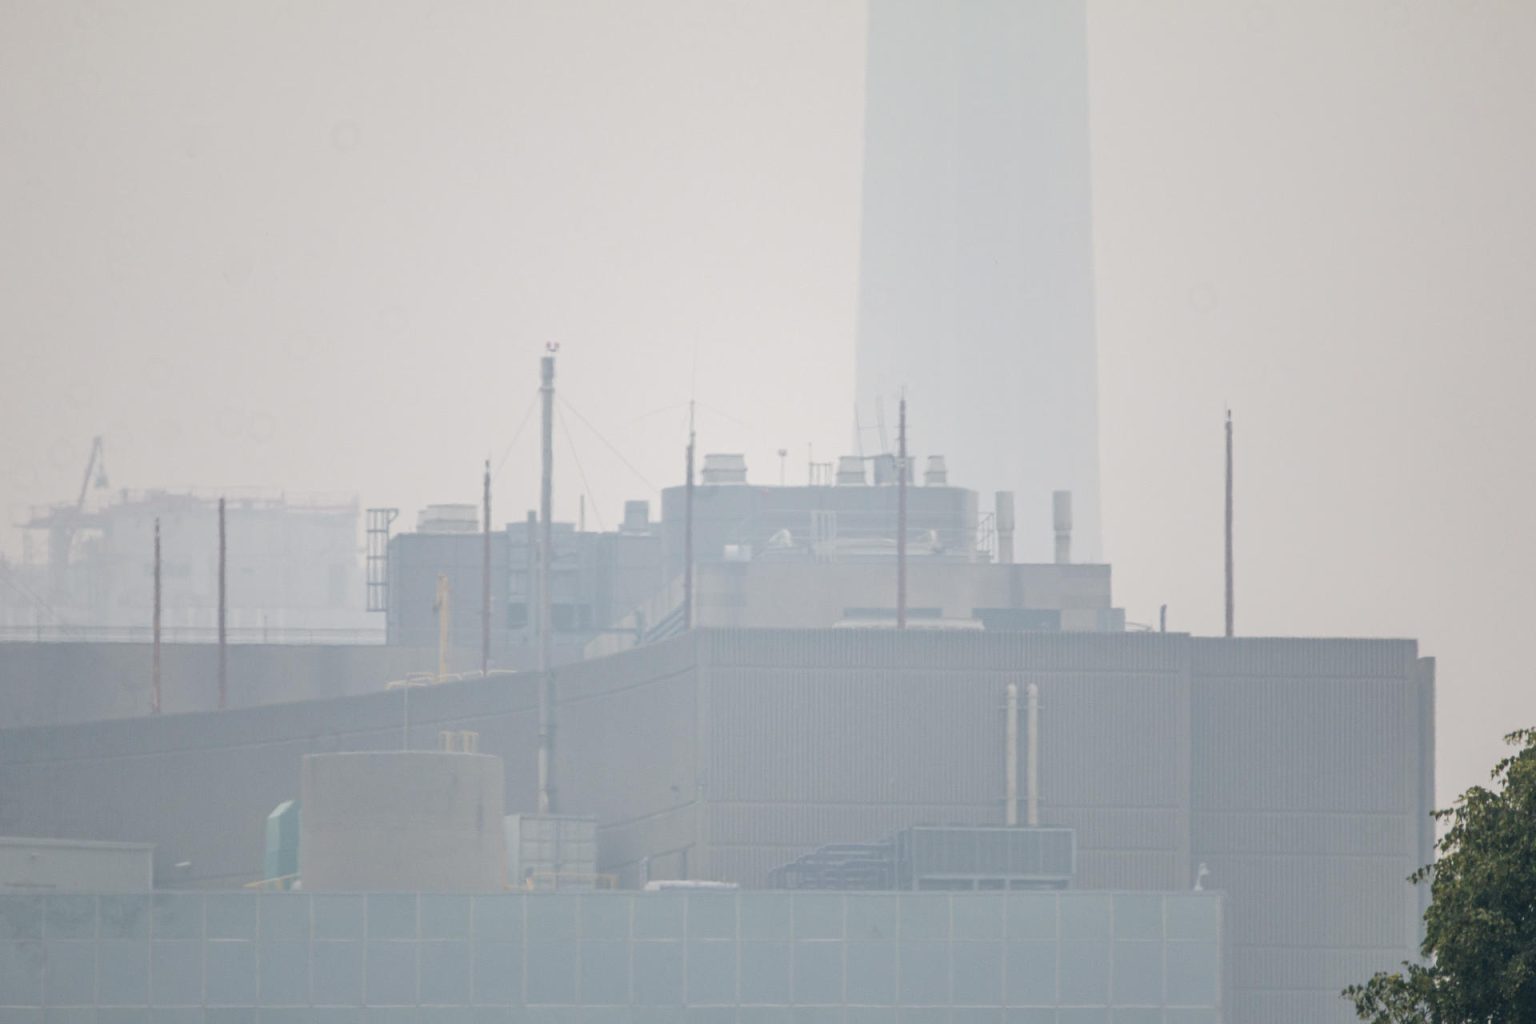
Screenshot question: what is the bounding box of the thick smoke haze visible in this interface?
[2,0,1534,810]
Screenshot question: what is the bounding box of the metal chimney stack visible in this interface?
[1052,491,1072,565]
[995,492,1015,565]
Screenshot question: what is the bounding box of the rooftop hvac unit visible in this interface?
[505,814,599,891]
[924,455,948,485]
[767,825,1075,892]
[835,456,868,486]
[417,504,479,534]
[621,500,651,534]
[897,825,1075,891]
[700,453,748,484]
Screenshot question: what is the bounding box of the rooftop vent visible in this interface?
[700,453,747,485]
[835,456,867,486]
[1053,490,1073,564]
[621,500,650,534]
[417,504,478,534]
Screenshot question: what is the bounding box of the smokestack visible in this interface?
[1225,410,1234,637]
[1052,491,1073,565]
[995,492,1015,565]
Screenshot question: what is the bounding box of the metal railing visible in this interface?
[0,625,386,646]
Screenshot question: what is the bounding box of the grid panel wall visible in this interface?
[0,890,1224,1016]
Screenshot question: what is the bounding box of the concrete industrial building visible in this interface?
[855,0,1102,561]
[388,458,1121,664]
[0,628,1433,1023]
[384,500,665,666]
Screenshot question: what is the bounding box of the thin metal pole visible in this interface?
[896,395,908,630]
[538,351,556,814]
[218,497,227,710]
[152,517,161,715]
[435,573,450,682]
[1005,682,1019,827]
[1225,410,1234,637]
[1026,683,1040,827]
[482,460,491,678]
[683,401,695,630]
[525,510,537,650]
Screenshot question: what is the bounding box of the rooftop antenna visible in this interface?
[1225,409,1235,638]
[538,344,557,814]
[218,497,227,710]
[777,448,788,487]
[434,573,451,682]
[896,392,908,630]
[481,459,491,678]
[152,517,161,715]
[683,400,696,630]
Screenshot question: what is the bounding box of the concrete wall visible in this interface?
[0,837,152,893]
[300,752,506,892]
[0,641,465,728]
[0,644,692,888]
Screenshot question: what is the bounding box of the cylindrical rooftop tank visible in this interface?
[299,751,506,892]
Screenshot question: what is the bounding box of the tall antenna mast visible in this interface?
[896,394,908,630]
[538,346,557,814]
[152,518,162,715]
[482,459,491,678]
[218,497,227,710]
[683,401,696,630]
[1225,409,1235,638]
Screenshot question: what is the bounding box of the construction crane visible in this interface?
[28,436,109,598]
[75,436,108,515]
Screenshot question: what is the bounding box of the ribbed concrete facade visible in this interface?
[0,629,1431,1023]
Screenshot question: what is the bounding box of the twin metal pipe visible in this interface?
[1005,682,1041,828]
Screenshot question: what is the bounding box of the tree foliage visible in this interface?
[1346,728,1536,1022]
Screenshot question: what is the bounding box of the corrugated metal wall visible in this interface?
[698,630,1193,893]
[1188,637,1432,1024]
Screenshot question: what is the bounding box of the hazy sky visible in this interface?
[2,1,1533,805]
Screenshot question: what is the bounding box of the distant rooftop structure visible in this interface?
[5,489,368,636]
